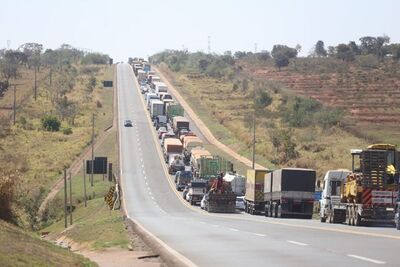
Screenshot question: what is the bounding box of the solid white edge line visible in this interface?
[117,64,197,267]
[229,228,239,232]
[287,240,308,246]
[252,233,266,237]
[347,254,386,265]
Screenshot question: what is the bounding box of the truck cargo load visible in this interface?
[166,103,184,122]
[244,169,269,214]
[163,138,184,174]
[204,174,236,213]
[264,168,316,219]
[223,172,246,196]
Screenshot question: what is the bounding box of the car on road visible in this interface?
[157,127,168,139]
[124,119,133,127]
[236,196,245,211]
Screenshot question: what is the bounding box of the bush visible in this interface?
[62,127,73,135]
[41,115,61,131]
[0,170,18,222]
[283,97,321,127]
[355,54,379,69]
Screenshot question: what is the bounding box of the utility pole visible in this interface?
[34,67,37,101]
[13,85,16,125]
[83,160,87,207]
[90,114,95,187]
[63,169,67,228]
[69,172,73,225]
[49,68,52,86]
[252,83,257,169]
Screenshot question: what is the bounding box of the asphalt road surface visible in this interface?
[117,63,400,267]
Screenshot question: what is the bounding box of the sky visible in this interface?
[0,0,398,61]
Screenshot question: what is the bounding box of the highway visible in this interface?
[117,63,400,267]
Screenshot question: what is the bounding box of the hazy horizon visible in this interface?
[1,0,398,61]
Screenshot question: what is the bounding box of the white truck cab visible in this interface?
[320,169,351,222]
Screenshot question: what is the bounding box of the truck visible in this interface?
[223,172,246,196]
[190,148,212,175]
[137,70,147,82]
[175,170,193,191]
[163,138,185,174]
[320,144,399,226]
[172,116,190,135]
[142,63,151,73]
[194,155,233,182]
[264,168,316,219]
[166,103,184,123]
[154,82,168,95]
[145,93,160,110]
[244,169,269,215]
[186,180,207,205]
[203,174,236,213]
[150,100,164,120]
[183,136,203,164]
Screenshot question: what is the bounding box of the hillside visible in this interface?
[243,58,400,144]
[152,49,400,178]
[0,220,94,266]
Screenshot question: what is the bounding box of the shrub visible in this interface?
[96,100,103,108]
[62,127,73,135]
[0,170,18,222]
[355,54,379,69]
[41,115,61,131]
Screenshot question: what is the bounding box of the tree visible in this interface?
[234,51,247,59]
[315,40,327,57]
[359,35,390,58]
[41,115,61,131]
[327,46,336,57]
[271,45,298,59]
[348,41,361,56]
[18,42,43,70]
[271,45,297,70]
[336,44,354,62]
[274,53,289,70]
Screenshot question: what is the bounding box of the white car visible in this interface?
[236,196,245,211]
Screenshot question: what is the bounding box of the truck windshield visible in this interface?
[191,182,206,188]
[181,172,193,179]
[330,180,341,196]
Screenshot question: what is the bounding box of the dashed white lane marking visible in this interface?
[229,228,239,232]
[151,196,155,200]
[141,164,145,168]
[212,224,220,227]
[252,233,266,237]
[347,254,385,265]
[142,170,146,175]
[287,240,308,246]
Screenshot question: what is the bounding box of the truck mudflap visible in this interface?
[207,193,236,213]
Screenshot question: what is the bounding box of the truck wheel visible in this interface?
[190,199,194,206]
[396,220,400,230]
[277,205,282,218]
[354,211,362,226]
[265,205,269,217]
[320,216,326,223]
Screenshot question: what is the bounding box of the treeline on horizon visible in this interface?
[0,43,110,94]
[150,35,400,76]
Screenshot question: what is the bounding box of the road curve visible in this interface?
[117,63,400,267]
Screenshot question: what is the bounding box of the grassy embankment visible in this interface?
[0,65,105,265]
[158,62,369,178]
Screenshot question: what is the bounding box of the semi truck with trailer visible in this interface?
[203,173,236,213]
[264,168,316,219]
[319,144,399,226]
[166,103,184,123]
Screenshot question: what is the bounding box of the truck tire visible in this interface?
[190,199,194,206]
[354,211,362,226]
[396,220,400,230]
[320,216,326,223]
[277,205,282,218]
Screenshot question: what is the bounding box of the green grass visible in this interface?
[0,64,115,228]
[42,127,129,250]
[0,220,96,267]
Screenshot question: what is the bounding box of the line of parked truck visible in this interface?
[129,58,400,229]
